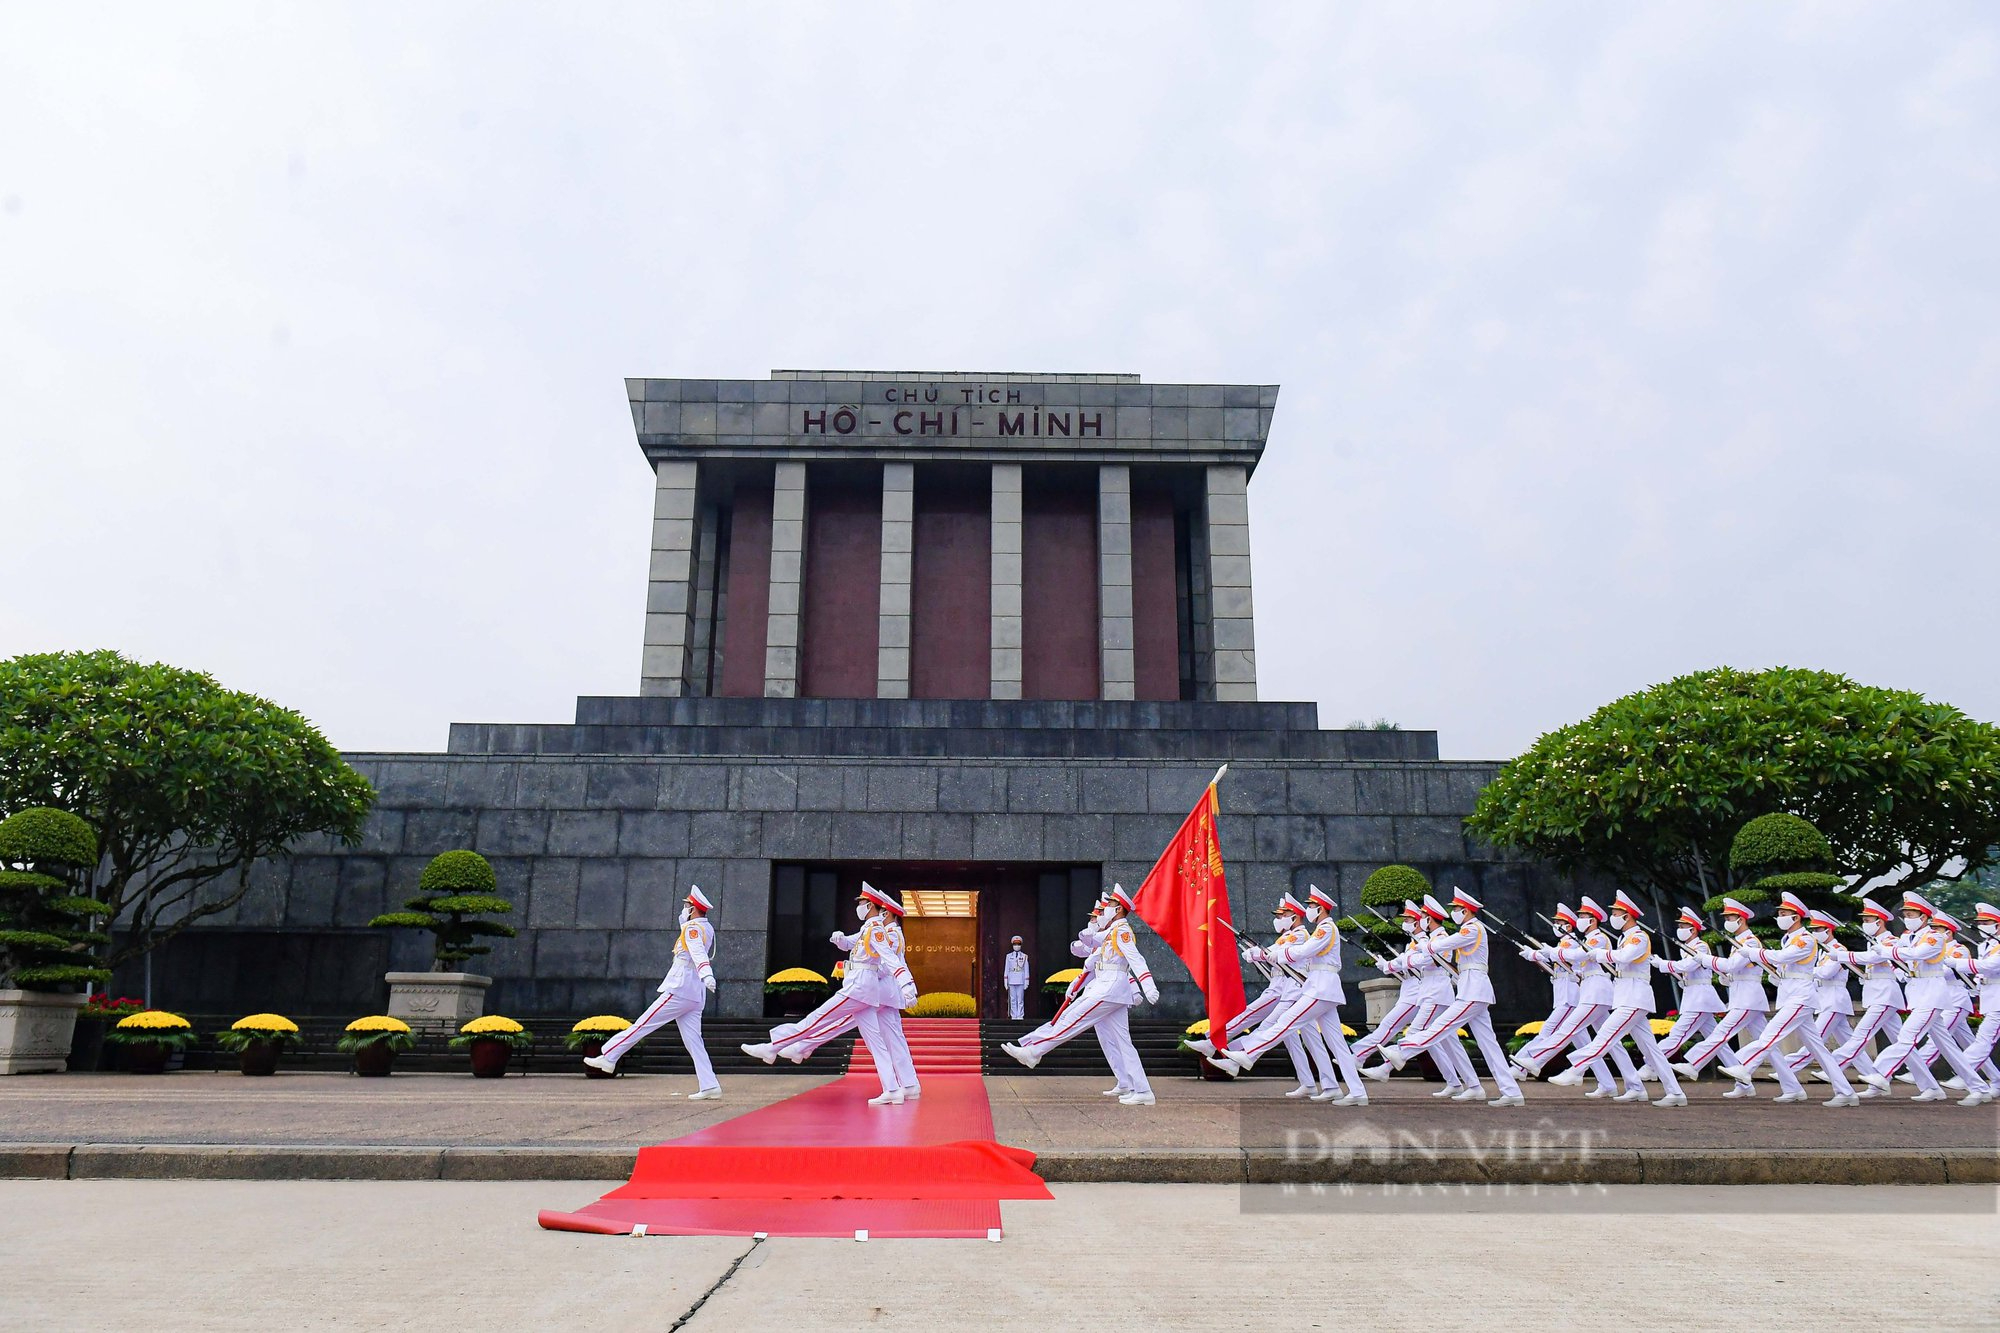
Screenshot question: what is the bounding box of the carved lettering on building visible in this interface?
[798,386,1104,440]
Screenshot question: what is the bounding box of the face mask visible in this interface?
[1776,914,1799,931]
[1452,911,1469,926]
[1402,920,1417,935]
[856,903,872,923]
[1902,917,1924,933]
[1863,919,1883,937]
[1271,917,1288,933]
[679,907,692,926]
[1611,915,1630,931]
[1304,906,1324,924]
[1676,927,1694,943]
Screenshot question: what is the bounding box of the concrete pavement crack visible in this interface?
[668,1235,764,1332]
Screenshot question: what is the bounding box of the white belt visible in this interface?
[1455,963,1488,973]
[1305,963,1339,974]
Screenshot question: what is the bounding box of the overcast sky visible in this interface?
[4,4,1994,761]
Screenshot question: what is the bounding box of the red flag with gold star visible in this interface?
[1130,778,1246,1044]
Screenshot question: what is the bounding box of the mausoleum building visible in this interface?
[150,372,1557,1028]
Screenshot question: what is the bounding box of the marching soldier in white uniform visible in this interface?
[1712,890,1859,1105]
[741,883,919,1105]
[1951,903,2000,1102]
[1653,906,1726,1060]
[1003,936,1032,1021]
[1207,887,1367,1104]
[1670,898,1769,1098]
[1779,909,1857,1085]
[1003,886,1159,1105]
[1511,904,1621,1097]
[585,886,721,1098]
[859,891,922,1104]
[1860,893,1994,1105]
[1513,897,1644,1098]
[1188,894,1334,1097]
[1376,888,1526,1106]
[1824,897,1911,1097]
[1524,891,1684,1105]
[1020,892,1147,1098]
[1354,901,1473,1099]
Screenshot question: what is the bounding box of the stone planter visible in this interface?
[0,990,88,1075]
[385,972,491,1031]
[1359,977,1401,1026]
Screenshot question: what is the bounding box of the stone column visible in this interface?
[639,459,699,697]
[1204,464,1258,701]
[989,463,1023,700]
[876,463,914,698]
[763,461,808,698]
[686,501,720,696]
[1097,465,1135,701]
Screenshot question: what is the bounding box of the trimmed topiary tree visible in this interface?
[1712,813,1854,944]
[1340,864,1431,954]
[0,807,113,991]
[368,850,515,972]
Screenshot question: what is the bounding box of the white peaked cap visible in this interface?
[685,885,713,913]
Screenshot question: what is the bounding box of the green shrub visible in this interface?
[1361,865,1430,908]
[0,808,112,990]
[368,849,515,971]
[1729,813,1834,878]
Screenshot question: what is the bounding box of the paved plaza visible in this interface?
[1,1179,1992,1331]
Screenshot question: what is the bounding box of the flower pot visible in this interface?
[770,990,818,1017]
[238,1040,280,1076]
[353,1041,396,1077]
[385,971,492,1032]
[0,989,88,1075]
[122,1041,170,1075]
[577,1038,618,1078]
[468,1036,513,1078]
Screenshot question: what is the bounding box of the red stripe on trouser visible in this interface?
[1735,1006,1804,1065]
[1681,1010,1750,1065]
[1226,991,1282,1043]
[1237,997,1323,1060]
[1570,1009,1642,1066]
[1353,1001,1416,1057]
[784,996,864,1050]
[600,994,674,1060]
[1831,1006,1889,1067]
[1402,1000,1473,1052]
[1026,998,1107,1052]
[1535,1002,1600,1054]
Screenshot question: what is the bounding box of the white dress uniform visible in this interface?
[1825,903,1910,1087]
[1512,912,1584,1069]
[1672,904,1770,1096]
[1216,889,1365,1102]
[1954,907,2000,1080]
[1003,942,1032,1021]
[1409,909,1485,1090]
[1652,913,1726,1058]
[1863,896,1994,1100]
[858,913,921,1101]
[1558,895,1684,1103]
[1006,892,1157,1103]
[1781,918,1856,1078]
[1350,907,1436,1067]
[1387,890,1524,1103]
[1190,898,1330,1094]
[593,895,720,1094]
[1019,912,1144,1095]
[1515,900,1640,1093]
[1715,893,1856,1102]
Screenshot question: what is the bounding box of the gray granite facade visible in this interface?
[161,703,1559,1029]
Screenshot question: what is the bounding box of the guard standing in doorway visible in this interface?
[1004,936,1032,1020]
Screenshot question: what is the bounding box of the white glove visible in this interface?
[1649,957,1669,972]
[1243,945,1267,964]
[1518,946,1537,960]
[899,982,918,1008]
[703,974,717,993]
[829,930,845,946]
[1140,979,1160,1004]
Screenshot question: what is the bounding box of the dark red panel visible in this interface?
[801,469,882,699]
[911,471,991,699]
[718,480,772,699]
[1021,475,1099,700]
[1130,486,1181,702]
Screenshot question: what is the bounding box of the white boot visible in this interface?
[1118,1090,1156,1106]
[740,1042,777,1065]
[1285,1084,1320,1099]
[867,1088,906,1106]
[687,1087,721,1101]
[1000,1042,1041,1070]
[581,1054,616,1075]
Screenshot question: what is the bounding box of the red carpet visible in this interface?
[538,1020,1051,1239]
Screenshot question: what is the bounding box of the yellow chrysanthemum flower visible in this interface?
[907,991,975,1017]
[459,1015,525,1035]
[1185,1018,1210,1036]
[1649,1018,1676,1037]
[115,1010,191,1031]
[766,967,827,984]
[231,1013,299,1033]
[345,1015,412,1034]
[1515,1021,1545,1037]
[1045,968,1084,985]
[570,1015,632,1034]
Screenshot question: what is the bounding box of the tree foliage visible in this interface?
[369,849,515,971]
[0,806,113,990]
[1467,666,2000,901]
[0,650,375,969]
